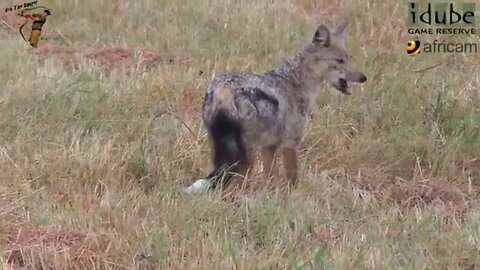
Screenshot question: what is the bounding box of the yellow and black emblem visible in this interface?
[407,40,421,55]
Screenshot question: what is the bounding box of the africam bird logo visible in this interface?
[407,40,421,55]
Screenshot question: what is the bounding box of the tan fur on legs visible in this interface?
[261,145,278,179]
[222,175,244,202]
[245,146,255,179]
[222,155,253,201]
[281,146,299,189]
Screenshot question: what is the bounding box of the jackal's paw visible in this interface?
[184,179,210,194]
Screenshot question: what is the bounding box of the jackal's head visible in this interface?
[300,21,367,95]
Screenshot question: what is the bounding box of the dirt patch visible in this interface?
[2,224,127,270]
[389,179,468,212]
[5,225,87,268]
[296,0,340,22]
[81,47,160,70]
[353,177,469,215]
[34,45,161,71]
[0,198,124,269]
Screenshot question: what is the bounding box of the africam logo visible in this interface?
[4,1,53,48]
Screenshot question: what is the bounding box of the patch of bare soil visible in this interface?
[296,0,340,22]
[5,225,88,268]
[389,179,468,212]
[354,177,470,215]
[34,45,161,71]
[2,223,130,270]
[81,47,160,70]
[0,198,125,270]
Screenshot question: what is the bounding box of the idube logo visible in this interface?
[407,1,476,35]
[406,1,478,54]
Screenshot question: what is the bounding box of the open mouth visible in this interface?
[334,78,351,95]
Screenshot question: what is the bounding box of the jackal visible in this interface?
[185,21,367,197]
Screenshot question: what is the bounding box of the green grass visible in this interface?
[0,0,479,269]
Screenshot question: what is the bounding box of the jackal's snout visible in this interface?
[338,69,367,95]
[347,70,367,83]
[335,70,367,95]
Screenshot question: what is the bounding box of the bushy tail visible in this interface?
[207,110,246,189]
[184,110,246,194]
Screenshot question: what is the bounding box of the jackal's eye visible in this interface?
[335,59,345,64]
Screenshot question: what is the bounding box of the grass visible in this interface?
[0,0,479,269]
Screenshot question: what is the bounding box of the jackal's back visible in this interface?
[202,72,289,146]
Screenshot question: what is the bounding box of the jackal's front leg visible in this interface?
[281,146,299,188]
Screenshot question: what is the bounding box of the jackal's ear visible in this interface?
[312,25,330,47]
[332,19,349,35]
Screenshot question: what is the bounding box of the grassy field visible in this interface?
[0,0,479,269]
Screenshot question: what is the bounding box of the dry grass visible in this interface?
[0,0,479,269]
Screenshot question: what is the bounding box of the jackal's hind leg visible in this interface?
[261,145,279,179]
[281,146,299,189]
[222,146,254,201]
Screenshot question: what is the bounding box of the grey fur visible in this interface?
[193,22,367,195]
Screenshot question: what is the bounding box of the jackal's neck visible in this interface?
[267,50,304,85]
[267,47,325,112]
[268,48,324,95]
[269,47,322,84]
